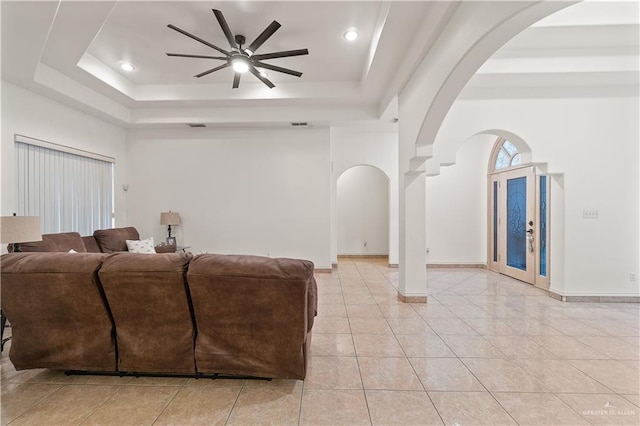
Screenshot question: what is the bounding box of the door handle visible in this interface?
[526,228,535,252]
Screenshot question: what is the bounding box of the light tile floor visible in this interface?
[2,258,639,425]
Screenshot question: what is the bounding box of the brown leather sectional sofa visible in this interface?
[1,228,317,380]
[8,226,155,254]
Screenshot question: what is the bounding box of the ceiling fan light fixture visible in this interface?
[244,48,254,56]
[231,56,249,73]
[343,29,359,41]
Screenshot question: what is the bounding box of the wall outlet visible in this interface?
[583,209,599,219]
[631,273,636,282]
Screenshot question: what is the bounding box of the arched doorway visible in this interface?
[487,137,550,289]
[337,165,390,257]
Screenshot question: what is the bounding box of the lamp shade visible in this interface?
[160,212,181,226]
[0,216,42,243]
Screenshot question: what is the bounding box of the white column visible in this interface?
[397,95,428,302]
[398,170,427,302]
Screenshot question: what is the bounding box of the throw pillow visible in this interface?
[68,249,77,253]
[126,237,156,254]
[94,227,140,253]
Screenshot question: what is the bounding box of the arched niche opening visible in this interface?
[337,165,390,256]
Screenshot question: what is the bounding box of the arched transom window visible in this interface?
[494,139,521,171]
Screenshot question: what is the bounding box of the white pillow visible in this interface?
[126,237,156,254]
[68,249,77,253]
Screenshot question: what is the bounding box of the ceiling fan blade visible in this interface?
[195,62,231,78]
[254,61,302,77]
[212,9,238,50]
[232,72,241,89]
[168,24,230,56]
[249,65,275,89]
[252,49,309,61]
[246,21,281,53]
[166,53,227,60]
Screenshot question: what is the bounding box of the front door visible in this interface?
[489,166,543,285]
[500,167,536,283]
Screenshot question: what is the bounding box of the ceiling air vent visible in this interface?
[186,123,206,128]
[291,122,308,127]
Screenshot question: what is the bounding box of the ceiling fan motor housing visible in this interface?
[234,34,246,48]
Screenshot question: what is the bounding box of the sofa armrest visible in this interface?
[154,244,177,253]
[10,232,87,253]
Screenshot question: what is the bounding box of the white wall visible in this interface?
[331,128,399,264]
[125,127,331,269]
[0,81,128,225]
[425,134,494,265]
[337,165,389,255]
[431,96,639,297]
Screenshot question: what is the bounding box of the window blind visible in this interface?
[15,135,114,235]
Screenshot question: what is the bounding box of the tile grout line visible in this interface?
[75,383,123,426]
[149,384,183,425]
[222,378,246,425]
[2,383,66,426]
[297,368,305,425]
[352,260,375,426]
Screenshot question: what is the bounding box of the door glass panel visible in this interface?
[539,176,547,276]
[506,176,527,271]
[493,181,498,262]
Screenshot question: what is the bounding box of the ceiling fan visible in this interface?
[166,9,309,89]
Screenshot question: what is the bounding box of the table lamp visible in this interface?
[160,211,180,244]
[0,214,42,252]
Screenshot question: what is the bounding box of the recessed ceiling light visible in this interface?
[119,62,135,72]
[343,29,359,41]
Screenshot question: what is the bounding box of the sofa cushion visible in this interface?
[0,252,115,371]
[46,232,88,252]
[93,227,139,253]
[82,236,102,253]
[187,254,316,379]
[10,232,87,253]
[98,252,195,374]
